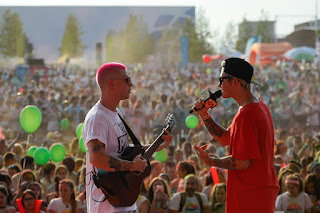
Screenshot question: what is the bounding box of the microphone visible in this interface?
[189,90,222,114]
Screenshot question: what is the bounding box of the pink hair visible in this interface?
[96,62,126,88]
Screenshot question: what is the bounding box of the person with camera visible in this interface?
[147,177,171,213]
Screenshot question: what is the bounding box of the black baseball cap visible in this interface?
[220,57,261,86]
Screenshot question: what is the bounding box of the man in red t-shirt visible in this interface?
[193,58,279,213]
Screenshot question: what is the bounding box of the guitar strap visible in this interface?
[118,113,142,146]
[90,113,142,203]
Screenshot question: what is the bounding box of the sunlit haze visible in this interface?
[0,0,317,63]
[1,0,317,37]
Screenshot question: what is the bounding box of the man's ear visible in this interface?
[107,79,115,88]
[232,78,240,87]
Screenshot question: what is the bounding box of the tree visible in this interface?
[182,7,213,62]
[156,25,182,64]
[123,14,154,63]
[236,11,274,53]
[59,14,85,58]
[235,17,253,53]
[105,14,153,63]
[220,22,237,55]
[256,10,273,43]
[105,30,116,62]
[0,8,26,57]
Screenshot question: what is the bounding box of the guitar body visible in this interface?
[95,146,151,207]
[93,114,175,207]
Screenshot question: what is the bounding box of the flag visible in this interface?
[313,36,320,69]
[244,36,258,61]
[181,36,188,67]
[225,42,234,57]
[255,35,262,67]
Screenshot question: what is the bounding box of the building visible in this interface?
[294,20,320,31]
[278,20,319,48]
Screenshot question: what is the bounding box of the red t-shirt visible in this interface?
[226,100,279,213]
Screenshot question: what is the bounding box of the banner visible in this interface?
[244,36,258,61]
[313,36,320,69]
[255,35,262,67]
[181,36,189,67]
[225,42,234,57]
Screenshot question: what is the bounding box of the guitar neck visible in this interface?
[143,126,170,160]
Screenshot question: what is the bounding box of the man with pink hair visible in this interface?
[83,62,173,212]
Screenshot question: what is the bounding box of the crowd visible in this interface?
[0,59,319,212]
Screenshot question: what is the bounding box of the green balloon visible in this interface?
[19,105,42,133]
[34,147,50,165]
[60,118,70,129]
[185,115,199,129]
[49,143,66,162]
[206,68,212,74]
[27,146,38,157]
[79,136,86,153]
[155,149,167,162]
[76,123,84,138]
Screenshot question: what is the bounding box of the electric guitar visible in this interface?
[92,114,175,207]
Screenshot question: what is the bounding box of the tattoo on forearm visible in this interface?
[207,156,237,170]
[90,139,133,171]
[203,118,224,137]
[108,156,121,171]
[121,162,132,171]
[108,156,132,171]
[91,140,104,153]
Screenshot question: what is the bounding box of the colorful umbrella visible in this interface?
[284,46,316,61]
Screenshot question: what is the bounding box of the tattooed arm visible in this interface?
[204,155,250,170]
[202,116,230,146]
[88,139,147,172]
[193,99,230,146]
[192,129,251,170]
[193,145,250,170]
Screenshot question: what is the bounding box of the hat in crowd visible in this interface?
[220,57,261,86]
[311,162,320,171]
[288,160,301,173]
[46,131,61,140]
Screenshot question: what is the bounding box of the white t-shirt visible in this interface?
[47,197,83,213]
[275,192,313,212]
[83,102,136,212]
[170,192,208,213]
[136,195,149,211]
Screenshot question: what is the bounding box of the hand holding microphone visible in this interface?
[189,90,222,114]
